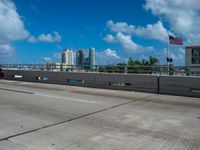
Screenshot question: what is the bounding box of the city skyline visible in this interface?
[0,0,200,65]
[60,48,95,67]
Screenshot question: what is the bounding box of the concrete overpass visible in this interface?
[0,80,200,149]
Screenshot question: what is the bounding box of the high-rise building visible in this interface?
[76,50,85,66]
[62,49,74,65]
[89,47,95,67]
[84,57,90,66]
[185,46,200,75]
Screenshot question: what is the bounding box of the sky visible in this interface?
[0,0,200,65]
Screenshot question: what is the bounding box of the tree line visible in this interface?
[99,56,160,74]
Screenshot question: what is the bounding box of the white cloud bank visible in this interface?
[0,0,62,63]
[104,17,185,64]
[0,0,29,63]
[107,20,169,43]
[104,31,155,54]
[144,0,200,44]
[0,0,29,42]
[28,32,62,43]
[107,20,135,35]
[134,21,169,42]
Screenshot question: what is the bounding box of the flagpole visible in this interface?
[167,34,170,75]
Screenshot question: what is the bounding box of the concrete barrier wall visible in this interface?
[159,76,200,97]
[95,74,158,93]
[3,70,158,93]
[3,70,200,97]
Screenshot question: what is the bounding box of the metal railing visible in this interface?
[0,64,200,76]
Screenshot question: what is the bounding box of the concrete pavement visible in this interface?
[0,80,200,150]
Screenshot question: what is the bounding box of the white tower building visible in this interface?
[62,49,74,65]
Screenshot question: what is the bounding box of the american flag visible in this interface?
[169,35,183,45]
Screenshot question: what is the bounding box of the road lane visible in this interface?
[0,80,151,141]
[0,80,200,150]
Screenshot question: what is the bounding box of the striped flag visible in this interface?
[169,35,183,45]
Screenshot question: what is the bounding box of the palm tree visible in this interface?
[147,56,159,74]
[128,58,134,66]
[128,58,142,66]
[127,57,159,74]
[149,56,159,66]
[141,59,149,66]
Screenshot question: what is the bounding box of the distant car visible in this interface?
[0,68,4,78]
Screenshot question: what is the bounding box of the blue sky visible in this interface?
[1,0,200,65]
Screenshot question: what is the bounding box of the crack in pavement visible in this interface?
[0,95,153,141]
[0,88,34,94]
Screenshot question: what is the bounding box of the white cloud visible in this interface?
[104,32,155,54]
[115,32,141,53]
[134,21,168,42]
[96,49,126,65]
[43,57,52,63]
[107,20,135,34]
[0,43,14,56]
[161,47,185,65]
[144,0,200,44]
[0,43,16,63]
[187,33,200,44]
[54,52,62,63]
[0,0,61,63]
[104,2,193,65]
[106,20,169,43]
[28,32,62,43]
[0,0,29,42]
[0,0,29,62]
[104,48,120,59]
[41,52,62,64]
[103,34,116,43]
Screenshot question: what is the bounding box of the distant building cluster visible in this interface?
[44,48,96,72]
[45,48,96,72]
[61,48,95,67]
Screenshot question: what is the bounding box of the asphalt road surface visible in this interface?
[0,80,200,150]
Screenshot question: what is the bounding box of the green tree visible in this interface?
[149,56,159,66]
[128,58,142,66]
[127,56,160,74]
[127,58,141,73]
[141,59,149,66]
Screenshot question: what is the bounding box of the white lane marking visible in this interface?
[34,93,100,104]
